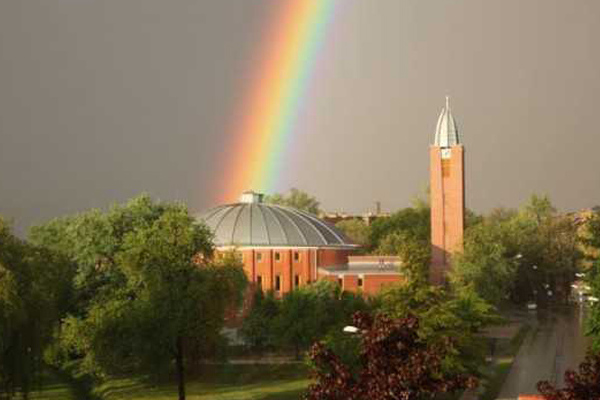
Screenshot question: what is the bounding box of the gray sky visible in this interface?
[1,0,599,234]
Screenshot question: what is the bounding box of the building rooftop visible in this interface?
[319,256,403,276]
[198,193,358,249]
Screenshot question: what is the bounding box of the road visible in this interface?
[496,305,591,400]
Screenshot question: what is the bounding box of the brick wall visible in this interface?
[429,145,465,285]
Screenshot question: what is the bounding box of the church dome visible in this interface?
[198,192,357,249]
[434,96,460,147]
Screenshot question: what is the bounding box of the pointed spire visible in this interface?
[434,96,460,147]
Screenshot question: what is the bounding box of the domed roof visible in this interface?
[434,96,460,147]
[198,192,357,248]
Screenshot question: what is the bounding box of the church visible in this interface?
[199,97,465,294]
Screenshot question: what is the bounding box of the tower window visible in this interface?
[294,275,300,288]
[338,277,343,288]
[275,275,281,292]
[358,277,364,288]
[256,252,262,262]
[256,275,262,289]
[294,251,300,262]
[275,252,281,261]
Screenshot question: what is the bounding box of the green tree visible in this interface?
[523,193,556,225]
[264,188,320,214]
[240,290,280,354]
[335,219,370,247]
[377,282,497,376]
[271,281,370,359]
[368,207,430,252]
[583,206,600,257]
[451,221,518,305]
[0,217,73,399]
[452,194,581,306]
[58,206,247,400]
[31,196,247,400]
[374,232,430,283]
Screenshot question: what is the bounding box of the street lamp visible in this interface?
[343,326,360,334]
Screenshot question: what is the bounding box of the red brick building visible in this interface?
[199,191,403,295]
[429,96,465,285]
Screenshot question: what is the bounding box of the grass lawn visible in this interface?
[94,364,311,400]
[27,369,77,400]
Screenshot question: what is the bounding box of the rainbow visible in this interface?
[218,0,338,203]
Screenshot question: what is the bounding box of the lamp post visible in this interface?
[343,326,360,334]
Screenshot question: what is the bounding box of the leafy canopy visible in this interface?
[264,188,320,215]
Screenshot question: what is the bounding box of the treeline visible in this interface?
[582,207,600,350]
[242,271,497,381]
[334,193,584,307]
[0,218,73,399]
[2,189,599,399]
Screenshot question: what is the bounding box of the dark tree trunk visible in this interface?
[175,337,186,400]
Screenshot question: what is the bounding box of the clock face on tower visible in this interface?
[441,148,452,159]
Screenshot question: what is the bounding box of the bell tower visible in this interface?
[429,96,465,285]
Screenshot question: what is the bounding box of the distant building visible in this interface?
[319,208,391,227]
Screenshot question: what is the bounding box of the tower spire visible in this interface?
[434,96,460,147]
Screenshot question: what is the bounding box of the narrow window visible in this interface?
[338,277,343,288]
[358,277,364,288]
[275,252,281,261]
[256,275,262,289]
[275,275,281,292]
[294,251,300,262]
[294,275,300,288]
[256,252,262,262]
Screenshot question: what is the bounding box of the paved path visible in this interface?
[496,305,591,400]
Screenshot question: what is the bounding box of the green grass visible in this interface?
[93,364,311,400]
[26,369,77,400]
[479,359,513,400]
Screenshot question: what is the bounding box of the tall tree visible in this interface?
[0,217,73,399]
[335,219,370,248]
[452,194,581,305]
[264,188,320,215]
[32,196,247,400]
[368,207,430,252]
